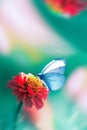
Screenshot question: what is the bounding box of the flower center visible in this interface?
[27,74,42,88]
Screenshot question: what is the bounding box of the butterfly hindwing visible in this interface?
[39,73,65,91]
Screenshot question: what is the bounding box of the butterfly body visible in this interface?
[37,59,66,91]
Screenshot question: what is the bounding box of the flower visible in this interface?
[7,73,49,110]
[45,0,87,16]
[66,68,87,112]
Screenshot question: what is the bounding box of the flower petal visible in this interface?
[23,95,33,108]
[32,95,43,110]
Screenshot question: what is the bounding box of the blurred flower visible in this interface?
[45,0,87,16]
[7,73,48,110]
[66,68,87,112]
[23,101,53,130]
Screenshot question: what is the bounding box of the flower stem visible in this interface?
[13,101,23,130]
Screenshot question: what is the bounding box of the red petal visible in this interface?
[32,95,43,110]
[37,87,49,99]
[17,93,25,101]
[27,86,35,97]
[13,73,27,85]
[23,95,33,108]
[7,80,18,88]
[12,89,21,95]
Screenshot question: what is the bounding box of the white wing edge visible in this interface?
[41,59,65,74]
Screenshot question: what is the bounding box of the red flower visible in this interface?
[7,73,49,110]
[45,0,87,16]
[62,0,87,16]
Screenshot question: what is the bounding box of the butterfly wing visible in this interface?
[38,59,66,91]
[41,59,66,74]
[39,73,65,91]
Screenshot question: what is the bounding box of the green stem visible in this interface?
[13,101,23,130]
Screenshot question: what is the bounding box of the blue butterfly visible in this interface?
[37,59,66,91]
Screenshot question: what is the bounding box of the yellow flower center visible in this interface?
[27,73,42,88]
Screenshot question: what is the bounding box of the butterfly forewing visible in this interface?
[41,59,66,74]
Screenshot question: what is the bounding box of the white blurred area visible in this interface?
[0,0,76,55]
[0,25,10,54]
[66,67,87,113]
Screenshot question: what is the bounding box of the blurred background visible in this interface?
[0,0,87,130]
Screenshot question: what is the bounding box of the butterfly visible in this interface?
[37,59,66,91]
